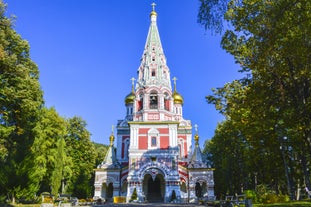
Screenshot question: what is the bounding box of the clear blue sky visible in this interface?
[5,0,241,146]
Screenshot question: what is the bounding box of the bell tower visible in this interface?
[133,3,175,123]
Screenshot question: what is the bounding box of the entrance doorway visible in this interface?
[195,182,207,198]
[143,173,165,202]
[106,183,113,201]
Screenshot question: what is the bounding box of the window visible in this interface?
[148,128,159,149]
[151,137,157,146]
[178,138,184,158]
[150,93,158,109]
[151,69,156,76]
[164,93,170,111]
[137,94,143,111]
[180,182,187,193]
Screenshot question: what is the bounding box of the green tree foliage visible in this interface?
[0,2,107,202]
[65,117,96,198]
[199,0,311,199]
[0,0,44,201]
[32,107,72,196]
[94,142,108,166]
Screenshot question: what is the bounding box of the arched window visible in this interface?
[150,92,158,109]
[148,128,159,149]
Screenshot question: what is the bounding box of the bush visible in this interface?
[245,190,257,200]
[252,184,290,204]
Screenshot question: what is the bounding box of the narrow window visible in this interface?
[151,69,156,76]
[151,137,157,146]
[138,94,143,111]
[164,93,170,111]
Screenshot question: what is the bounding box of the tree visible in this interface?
[1,1,107,202]
[64,116,96,198]
[32,107,72,196]
[199,0,311,199]
[0,1,43,202]
[94,142,108,166]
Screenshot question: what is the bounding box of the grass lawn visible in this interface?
[253,201,311,207]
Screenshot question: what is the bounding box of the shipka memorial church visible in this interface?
[94,3,214,203]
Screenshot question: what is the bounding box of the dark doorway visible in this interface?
[195,182,203,198]
[106,183,113,201]
[144,174,164,202]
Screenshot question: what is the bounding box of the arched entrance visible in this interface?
[195,181,207,198]
[143,172,165,202]
[195,182,203,198]
[106,183,113,201]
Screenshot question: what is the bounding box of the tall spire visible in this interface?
[137,3,171,89]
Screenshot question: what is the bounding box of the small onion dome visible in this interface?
[109,134,115,146]
[150,10,157,17]
[125,91,135,104]
[173,91,184,105]
[194,134,199,146]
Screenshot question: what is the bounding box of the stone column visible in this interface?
[93,183,102,199]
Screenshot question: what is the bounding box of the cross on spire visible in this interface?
[130,77,136,86]
[173,77,177,91]
[172,77,177,85]
[194,124,199,134]
[130,77,135,92]
[111,125,114,134]
[151,2,156,11]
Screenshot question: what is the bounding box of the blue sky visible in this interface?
[5,0,242,146]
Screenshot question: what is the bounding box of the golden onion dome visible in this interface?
[109,134,115,146]
[125,92,135,105]
[150,10,157,17]
[173,91,184,105]
[194,134,199,144]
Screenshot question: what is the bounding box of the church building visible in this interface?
[94,4,214,203]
